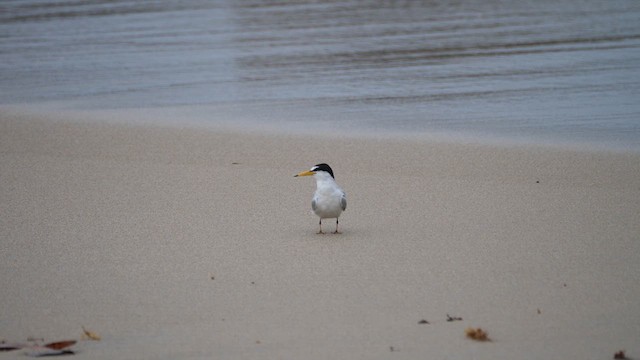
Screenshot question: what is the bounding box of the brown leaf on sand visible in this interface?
[82,326,101,341]
[614,350,627,359]
[1,342,27,351]
[465,327,491,342]
[44,340,76,350]
[25,346,74,357]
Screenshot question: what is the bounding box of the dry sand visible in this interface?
[1,108,639,359]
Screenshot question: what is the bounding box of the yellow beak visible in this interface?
[294,170,315,177]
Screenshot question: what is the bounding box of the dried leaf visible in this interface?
[465,327,490,342]
[614,350,627,359]
[25,346,74,357]
[82,326,101,341]
[44,340,76,350]
[1,342,27,351]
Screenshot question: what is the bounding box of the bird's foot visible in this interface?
[317,230,325,235]
[332,230,342,234]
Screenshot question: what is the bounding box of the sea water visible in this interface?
[1,0,639,149]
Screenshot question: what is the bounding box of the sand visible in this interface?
[1,108,639,359]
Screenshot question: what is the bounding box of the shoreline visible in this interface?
[2,104,639,154]
[1,108,639,359]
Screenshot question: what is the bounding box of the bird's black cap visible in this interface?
[311,163,334,178]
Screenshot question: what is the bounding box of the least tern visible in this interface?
[295,163,347,234]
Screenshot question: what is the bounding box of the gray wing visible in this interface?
[311,198,317,211]
[340,193,347,211]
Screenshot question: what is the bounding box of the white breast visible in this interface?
[312,172,346,219]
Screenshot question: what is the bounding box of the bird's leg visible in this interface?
[333,218,341,234]
[317,219,324,234]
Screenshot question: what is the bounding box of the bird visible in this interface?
[294,163,347,234]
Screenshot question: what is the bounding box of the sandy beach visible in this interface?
[1,108,639,359]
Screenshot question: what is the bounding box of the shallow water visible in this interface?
[1,0,640,149]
